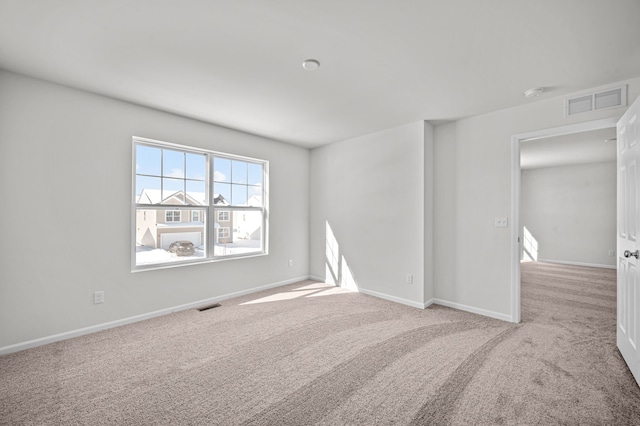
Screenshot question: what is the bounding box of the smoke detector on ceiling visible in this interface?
[302,59,320,71]
[524,87,544,98]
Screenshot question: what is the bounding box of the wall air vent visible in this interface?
[565,85,627,116]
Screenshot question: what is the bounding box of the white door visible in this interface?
[618,95,640,385]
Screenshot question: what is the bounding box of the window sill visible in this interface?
[131,251,268,273]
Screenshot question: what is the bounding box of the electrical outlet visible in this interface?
[494,217,508,228]
[288,259,293,267]
[608,250,615,257]
[406,274,413,284]
[94,291,104,304]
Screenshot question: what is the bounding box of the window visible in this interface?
[165,210,181,222]
[212,156,266,257]
[133,137,268,269]
[217,227,230,242]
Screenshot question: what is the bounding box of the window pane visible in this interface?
[186,153,206,180]
[214,182,231,205]
[162,178,184,203]
[216,227,231,242]
[136,176,161,203]
[248,185,263,205]
[214,157,231,182]
[163,149,185,178]
[191,210,203,223]
[217,210,230,222]
[232,184,248,205]
[248,162,263,186]
[136,145,161,176]
[135,208,206,266]
[186,180,206,205]
[165,210,181,222]
[214,210,263,256]
[232,160,247,184]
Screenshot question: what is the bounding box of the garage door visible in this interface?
[160,232,201,250]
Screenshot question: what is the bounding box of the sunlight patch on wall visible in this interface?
[326,222,340,282]
[523,226,539,262]
[340,256,358,291]
[324,221,359,290]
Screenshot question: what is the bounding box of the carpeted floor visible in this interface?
[1,262,640,425]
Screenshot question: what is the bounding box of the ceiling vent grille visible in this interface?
[565,85,627,116]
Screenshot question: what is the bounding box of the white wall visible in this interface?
[309,121,428,307]
[3,69,639,350]
[0,70,310,349]
[433,122,457,300]
[521,162,616,267]
[424,122,435,303]
[433,77,640,320]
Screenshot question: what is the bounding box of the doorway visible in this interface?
[510,117,618,323]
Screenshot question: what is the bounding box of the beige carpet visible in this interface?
[1,263,640,425]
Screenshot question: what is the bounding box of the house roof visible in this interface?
[247,195,263,207]
[136,189,229,206]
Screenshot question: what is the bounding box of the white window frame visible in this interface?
[191,210,201,222]
[165,210,181,222]
[132,137,268,271]
[217,211,230,222]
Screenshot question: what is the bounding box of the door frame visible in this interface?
[510,117,619,323]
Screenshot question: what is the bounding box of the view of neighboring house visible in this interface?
[135,189,233,250]
[235,195,263,241]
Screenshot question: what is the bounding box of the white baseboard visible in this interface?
[537,258,616,270]
[357,287,427,309]
[313,278,510,321]
[0,275,311,356]
[432,298,512,322]
[308,276,429,309]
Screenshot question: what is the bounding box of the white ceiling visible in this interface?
[1,0,639,148]
[520,127,617,170]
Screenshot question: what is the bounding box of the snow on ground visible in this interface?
[213,239,260,256]
[135,246,206,265]
[136,239,261,265]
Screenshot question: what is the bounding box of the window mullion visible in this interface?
[207,153,215,259]
[183,152,187,206]
[160,148,164,202]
